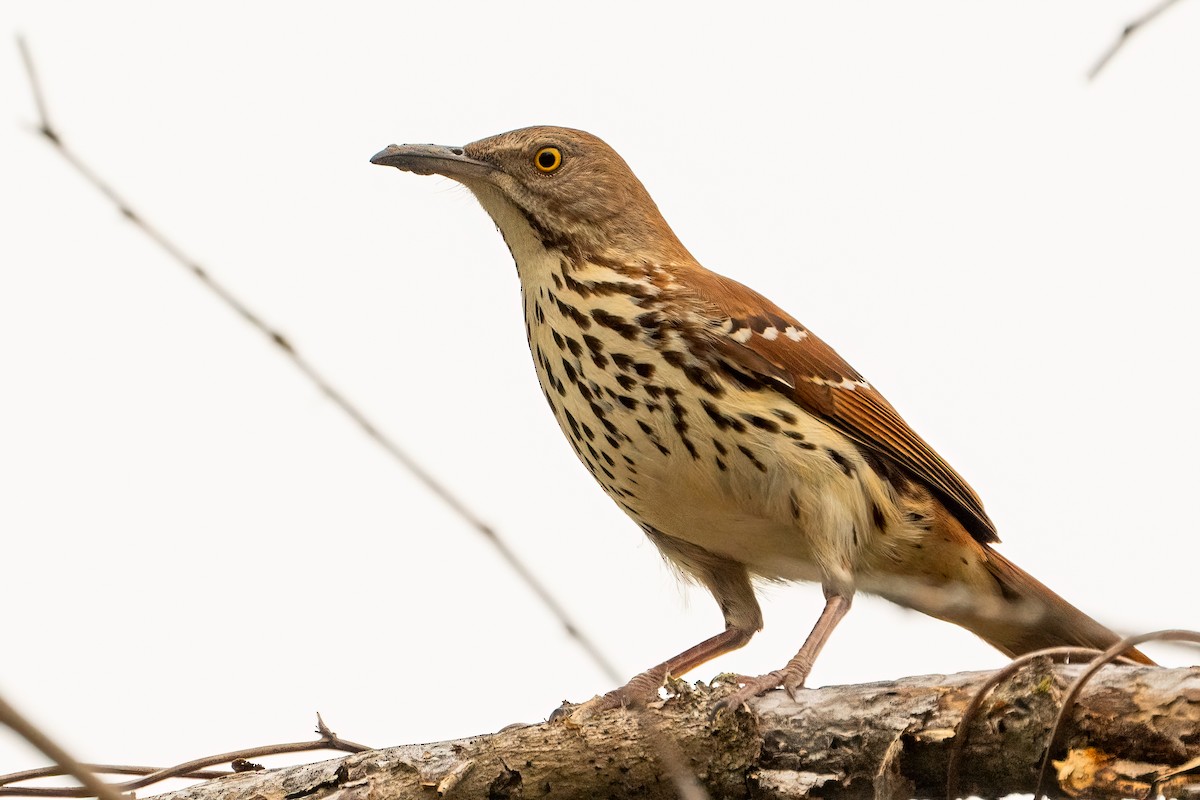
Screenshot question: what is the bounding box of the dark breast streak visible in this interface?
[523,257,885,535]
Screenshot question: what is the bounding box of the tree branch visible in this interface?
[139,663,1199,800]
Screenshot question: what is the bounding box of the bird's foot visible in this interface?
[712,667,810,716]
[548,670,667,725]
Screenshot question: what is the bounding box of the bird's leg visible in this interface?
[591,624,757,711]
[716,586,854,713]
[557,548,762,720]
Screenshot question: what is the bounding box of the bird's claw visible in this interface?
[710,669,809,719]
[548,672,665,724]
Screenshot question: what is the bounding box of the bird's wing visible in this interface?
[686,267,999,545]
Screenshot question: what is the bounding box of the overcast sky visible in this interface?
[2,0,1198,788]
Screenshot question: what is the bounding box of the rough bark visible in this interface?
[155,662,1199,800]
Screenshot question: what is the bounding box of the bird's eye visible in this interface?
[534,147,562,173]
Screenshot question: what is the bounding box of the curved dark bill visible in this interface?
[369,143,495,180]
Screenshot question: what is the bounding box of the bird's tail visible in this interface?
[969,546,1154,664]
[872,504,1154,665]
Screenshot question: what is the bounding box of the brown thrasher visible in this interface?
[371,126,1150,711]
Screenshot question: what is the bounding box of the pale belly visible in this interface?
[522,283,918,587]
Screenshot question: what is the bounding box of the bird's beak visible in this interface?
[370,143,496,182]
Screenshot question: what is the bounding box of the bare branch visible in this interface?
[1089,0,1186,80]
[12,35,620,686]
[30,666,1190,800]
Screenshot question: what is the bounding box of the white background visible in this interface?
[2,0,1197,788]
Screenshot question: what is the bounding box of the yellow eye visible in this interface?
[534,146,562,173]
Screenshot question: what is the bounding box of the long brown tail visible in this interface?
[970,547,1154,664]
[873,502,1154,665]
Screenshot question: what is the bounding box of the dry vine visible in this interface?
[0,714,368,799]
[1033,630,1200,800]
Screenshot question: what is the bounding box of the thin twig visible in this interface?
[14,34,620,686]
[1089,0,1185,80]
[0,693,125,800]
[0,715,370,798]
[314,712,371,752]
[1032,629,1200,800]
[0,766,227,786]
[15,36,56,143]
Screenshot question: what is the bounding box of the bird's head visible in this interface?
[371,126,692,264]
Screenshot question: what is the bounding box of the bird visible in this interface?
[370,126,1151,711]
